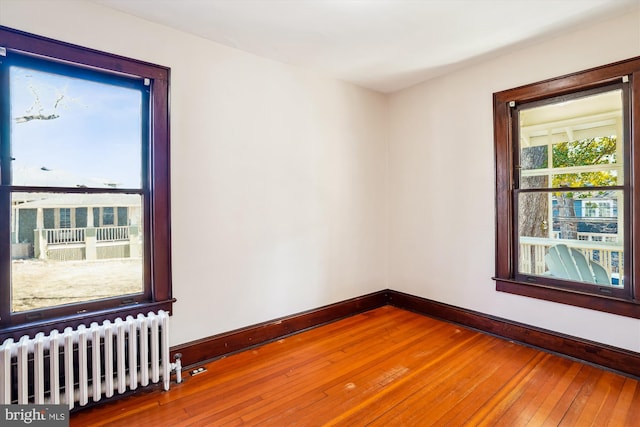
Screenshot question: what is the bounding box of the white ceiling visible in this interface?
[92,0,639,93]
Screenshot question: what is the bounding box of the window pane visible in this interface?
[59,208,71,228]
[10,192,143,312]
[9,65,143,189]
[103,207,115,226]
[517,190,623,286]
[519,90,623,190]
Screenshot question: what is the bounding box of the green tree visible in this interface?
[552,136,617,240]
[552,136,617,188]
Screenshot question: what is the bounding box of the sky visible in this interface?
[10,64,143,189]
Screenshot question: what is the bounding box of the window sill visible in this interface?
[494,278,640,319]
[0,299,175,342]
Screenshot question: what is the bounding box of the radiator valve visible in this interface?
[173,353,183,384]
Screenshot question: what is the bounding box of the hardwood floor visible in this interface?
[71,306,640,426]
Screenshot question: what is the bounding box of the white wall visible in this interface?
[388,11,640,351]
[0,0,388,346]
[3,0,640,353]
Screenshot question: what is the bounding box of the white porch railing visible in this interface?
[96,225,129,242]
[519,236,623,283]
[45,226,130,244]
[46,227,85,244]
[36,225,140,261]
[551,231,619,243]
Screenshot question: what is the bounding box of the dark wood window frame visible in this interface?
[0,26,174,340]
[493,56,640,319]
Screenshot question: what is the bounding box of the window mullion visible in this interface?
[0,58,11,325]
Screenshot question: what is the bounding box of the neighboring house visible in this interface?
[11,193,142,261]
[551,192,619,241]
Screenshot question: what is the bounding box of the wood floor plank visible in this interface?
[440,354,547,426]
[302,336,484,425]
[557,367,606,426]
[541,364,599,426]
[523,358,584,426]
[253,317,471,424]
[170,308,407,412]
[70,306,640,426]
[472,353,579,426]
[340,336,517,425]
[586,372,627,426]
[494,356,579,426]
[606,378,640,426]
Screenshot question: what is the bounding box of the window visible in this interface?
[59,208,71,229]
[0,26,172,336]
[102,207,115,226]
[493,56,640,318]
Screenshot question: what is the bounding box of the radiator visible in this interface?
[0,310,182,409]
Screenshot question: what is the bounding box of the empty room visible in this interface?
[1,0,640,425]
